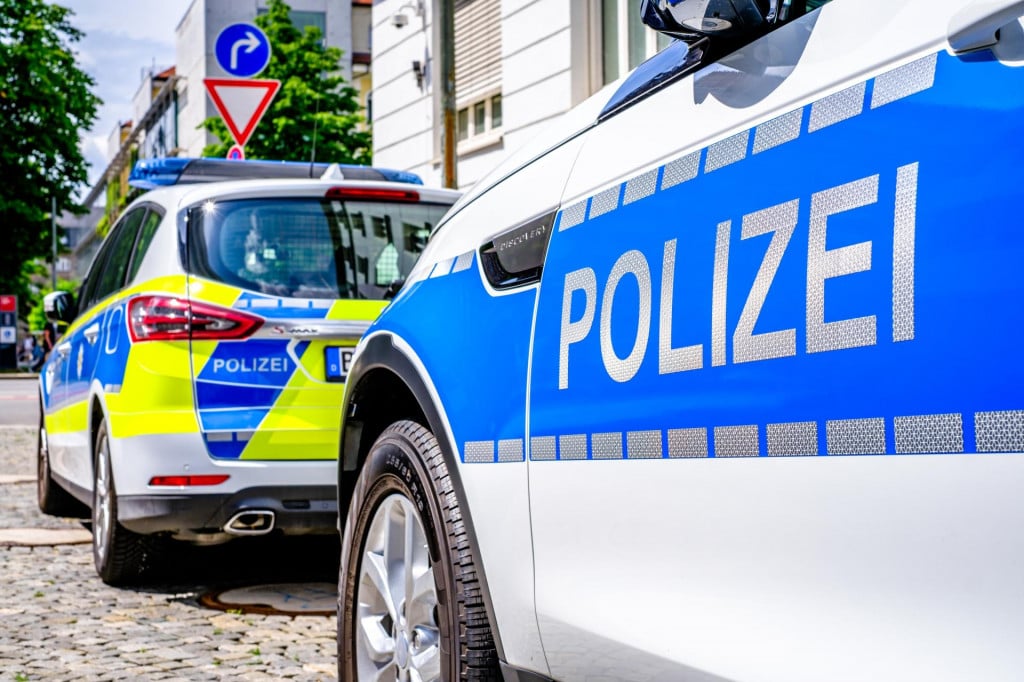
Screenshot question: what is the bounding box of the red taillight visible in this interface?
[149,475,230,487]
[325,186,420,202]
[127,296,263,342]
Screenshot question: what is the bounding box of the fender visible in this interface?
[340,330,522,670]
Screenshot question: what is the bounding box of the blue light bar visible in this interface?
[128,157,424,189]
[128,157,192,189]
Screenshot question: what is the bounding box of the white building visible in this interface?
[175,0,372,157]
[372,0,672,189]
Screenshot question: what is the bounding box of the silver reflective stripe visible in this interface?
[251,319,371,341]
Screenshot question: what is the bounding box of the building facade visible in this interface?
[371,0,672,189]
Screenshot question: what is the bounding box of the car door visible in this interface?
[527,1,1024,680]
[59,207,147,490]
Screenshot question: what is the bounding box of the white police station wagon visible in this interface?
[335,0,1024,680]
[38,158,459,585]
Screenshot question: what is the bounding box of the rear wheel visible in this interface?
[339,420,499,681]
[37,405,87,518]
[92,419,163,585]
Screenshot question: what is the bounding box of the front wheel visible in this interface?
[338,420,499,681]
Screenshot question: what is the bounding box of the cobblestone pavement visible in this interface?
[0,427,339,681]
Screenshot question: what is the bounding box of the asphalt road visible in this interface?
[0,376,39,427]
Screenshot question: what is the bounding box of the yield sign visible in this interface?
[204,78,281,148]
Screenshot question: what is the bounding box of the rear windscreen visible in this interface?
[188,197,451,299]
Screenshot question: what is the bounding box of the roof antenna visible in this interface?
[309,92,321,177]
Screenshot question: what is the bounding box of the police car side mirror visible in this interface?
[384,278,406,300]
[43,290,76,325]
[641,0,770,41]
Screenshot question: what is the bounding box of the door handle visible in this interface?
[55,343,71,359]
[479,210,556,290]
[84,323,100,345]
[948,0,1024,53]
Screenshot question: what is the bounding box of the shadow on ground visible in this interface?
[109,529,341,601]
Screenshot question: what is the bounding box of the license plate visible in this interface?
[324,347,355,382]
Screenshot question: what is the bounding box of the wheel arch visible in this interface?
[88,386,110,480]
[338,331,509,664]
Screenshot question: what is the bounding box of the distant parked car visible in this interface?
[37,158,459,585]
[333,0,1024,680]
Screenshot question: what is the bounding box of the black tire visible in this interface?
[338,420,500,681]
[92,419,164,586]
[37,403,88,518]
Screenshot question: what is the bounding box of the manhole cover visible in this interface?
[201,582,336,616]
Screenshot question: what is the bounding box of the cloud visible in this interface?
[62,1,192,188]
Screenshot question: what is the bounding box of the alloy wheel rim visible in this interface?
[93,435,112,563]
[356,493,441,682]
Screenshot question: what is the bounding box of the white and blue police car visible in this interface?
[335,0,1024,680]
[38,157,459,585]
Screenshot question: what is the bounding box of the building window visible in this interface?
[257,8,327,43]
[600,0,672,85]
[457,92,501,144]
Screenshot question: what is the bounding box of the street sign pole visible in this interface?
[51,195,56,290]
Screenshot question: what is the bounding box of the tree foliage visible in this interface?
[201,0,371,164]
[0,0,99,317]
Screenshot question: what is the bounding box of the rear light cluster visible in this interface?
[127,295,263,342]
[149,475,230,487]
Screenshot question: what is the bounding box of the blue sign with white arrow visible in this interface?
[214,23,271,78]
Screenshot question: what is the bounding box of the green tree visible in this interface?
[0,0,99,318]
[201,0,371,164]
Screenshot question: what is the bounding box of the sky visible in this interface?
[62,0,194,192]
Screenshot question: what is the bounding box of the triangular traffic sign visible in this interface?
[203,78,281,148]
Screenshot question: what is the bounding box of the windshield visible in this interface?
[188,196,451,300]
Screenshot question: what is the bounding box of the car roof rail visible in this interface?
[128,157,423,190]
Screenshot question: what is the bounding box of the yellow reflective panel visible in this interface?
[107,341,199,438]
[62,400,90,435]
[187,277,245,308]
[239,340,347,461]
[326,300,387,321]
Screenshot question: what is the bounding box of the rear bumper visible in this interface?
[119,484,337,539]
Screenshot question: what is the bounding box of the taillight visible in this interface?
[325,186,420,202]
[127,296,263,342]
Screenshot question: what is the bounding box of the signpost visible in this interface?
[204,78,281,149]
[215,23,271,78]
[208,22,278,158]
[0,295,17,370]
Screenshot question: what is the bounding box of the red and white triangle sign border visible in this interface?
[203,77,281,148]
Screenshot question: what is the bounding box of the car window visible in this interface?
[125,207,164,283]
[188,197,451,300]
[78,208,146,314]
[90,208,146,307]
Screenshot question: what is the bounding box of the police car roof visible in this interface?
[135,176,460,214]
[129,157,423,190]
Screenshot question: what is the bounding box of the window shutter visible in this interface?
[454,0,502,105]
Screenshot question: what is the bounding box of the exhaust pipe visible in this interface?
[224,510,275,536]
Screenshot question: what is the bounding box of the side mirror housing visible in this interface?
[44,290,76,325]
[384,278,406,300]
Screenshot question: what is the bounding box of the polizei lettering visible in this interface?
[211,356,290,373]
[558,163,919,389]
